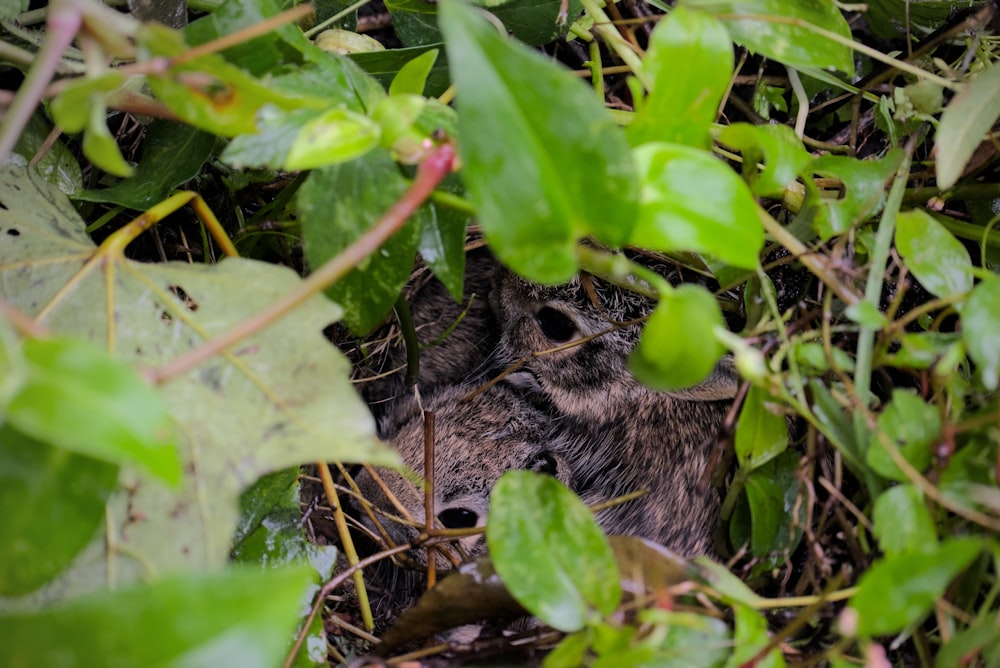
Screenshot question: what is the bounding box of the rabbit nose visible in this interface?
[437,507,480,529]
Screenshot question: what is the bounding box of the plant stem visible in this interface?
[148,143,456,385]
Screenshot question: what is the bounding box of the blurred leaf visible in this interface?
[629,284,726,391]
[896,209,973,299]
[0,426,118,596]
[629,6,733,148]
[864,0,977,38]
[935,61,1000,189]
[76,120,217,209]
[389,48,439,95]
[0,566,314,668]
[695,557,767,607]
[848,537,982,637]
[49,72,126,134]
[300,151,420,335]
[82,98,134,177]
[631,142,763,269]
[872,484,937,559]
[1,0,28,21]
[684,0,854,75]
[960,276,1000,391]
[221,106,381,171]
[487,470,621,632]
[630,609,731,667]
[489,0,584,46]
[867,390,939,481]
[719,122,813,197]
[735,385,789,470]
[726,604,786,668]
[802,151,902,240]
[935,617,1000,668]
[0,165,391,592]
[440,0,637,283]
[8,337,180,484]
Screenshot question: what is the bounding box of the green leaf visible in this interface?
[351,45,452,97]
[867,390,940,482]
[75,120,217,209]
[0,425,118,595]
[896,210,973,299]
[387,0,442,46]
[961,277,1000,391]
[8,337,180,485]
[49,72,126,134]
[389,49,440,95]
[802,151,902,240]
[631,142,763,269]
[83,98,134,178]
[629,284,726,391]
[628,6,733,148]
[299,150,419,335]
[418,201,469,302]
[848,537,982,637]
[489,0,584,46]
[718,122,813,197]
[487,470,622,632]
[726,604,787,668]
[734,385,789,470]
[221,107,381,171]
[935,62,1000,189]
[733,451,805,564]
[684,0,854,75]
[439,0,637,283]
[872,484,937,559]
[0,566,314,668]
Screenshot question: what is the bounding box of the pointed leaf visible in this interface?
[440,0,637,283]
[389,49,440,95]
[734,385,789,470]
[299,150,420,334]
[628,6,733,148]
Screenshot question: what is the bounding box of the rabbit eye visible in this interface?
[438,508,479,529]
[535,307,577,343]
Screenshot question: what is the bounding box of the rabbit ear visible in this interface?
[662,356,740,402]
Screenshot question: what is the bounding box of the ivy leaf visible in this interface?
[439,0,637,283]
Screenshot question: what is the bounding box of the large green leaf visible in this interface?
[628,6,733,148]
[439,0,637,283]
[0,426,118,596]
[487,471,622,632]
[299,150,421,335]
[631,142,763,269]
[0,165,391,594]
[684,0,854,75]
[848,537,982,637]
[802,151,902,240]
[0,566,314,668]
[896,210,973,299]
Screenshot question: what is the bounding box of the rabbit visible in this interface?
[352,382,576,569]
[351,246,501,434]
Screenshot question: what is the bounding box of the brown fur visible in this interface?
[353,383,574,568]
